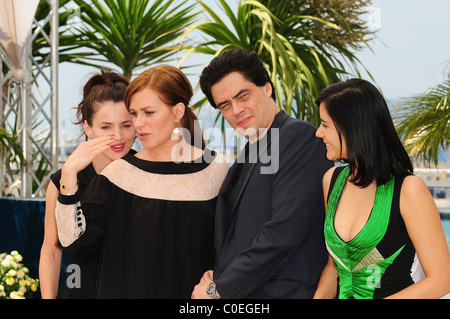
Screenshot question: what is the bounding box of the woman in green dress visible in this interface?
[313,78,450,299]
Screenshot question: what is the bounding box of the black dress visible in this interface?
[56,149,229,298]
[51,149,136,298]
[50,164,98,299]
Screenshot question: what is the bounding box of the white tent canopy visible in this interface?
[0,0,39,80]
[1,0,59,198]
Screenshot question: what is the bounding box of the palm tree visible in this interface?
[180,0,375,127]
[32,0,91,65]
[260,0,375,123]
[66,0,199,78]
[394,64,450,166]
[0,127,26,195]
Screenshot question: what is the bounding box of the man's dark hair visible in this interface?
[199,47,276,108]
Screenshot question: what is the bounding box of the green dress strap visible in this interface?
[324,166,403,299]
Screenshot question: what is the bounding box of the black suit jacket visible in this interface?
[213,110,332,298]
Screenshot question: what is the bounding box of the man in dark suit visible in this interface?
[191,47,332,299]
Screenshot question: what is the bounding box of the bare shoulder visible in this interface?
[401,175,430,198]
[400,175,437,218]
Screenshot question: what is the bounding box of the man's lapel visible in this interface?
[216,111,289,247]
[228,110,289,220]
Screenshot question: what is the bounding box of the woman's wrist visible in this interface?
[60,165,79,195]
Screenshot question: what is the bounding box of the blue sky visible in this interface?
[57,0,450,140]
[355,0,450,100]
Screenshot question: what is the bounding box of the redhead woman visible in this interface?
[39,71,135,298]
[313,78,450,299]
[54,65,229,298]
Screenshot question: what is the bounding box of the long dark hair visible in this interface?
[315,78,413,187]
[74,70,129,140]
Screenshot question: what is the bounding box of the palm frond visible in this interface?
[0,127,26,168]
[394,76,450,166]
[181,0,374,130]
[66,0,200,77]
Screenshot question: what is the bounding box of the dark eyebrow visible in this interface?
[216,89,250,109]
[99,120,133,125]
[233,89,250,99]
[216,100,228,109]
[129,106,155,112]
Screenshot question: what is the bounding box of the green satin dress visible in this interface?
[324,166,407,299]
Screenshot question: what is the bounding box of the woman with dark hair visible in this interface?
[55,65,229,298]
[39,70,136,298]
[313,78,450,299]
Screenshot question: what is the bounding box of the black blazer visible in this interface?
[213,110,332,298]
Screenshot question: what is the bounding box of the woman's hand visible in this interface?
[59,135,114,195]
[65,135,114,173]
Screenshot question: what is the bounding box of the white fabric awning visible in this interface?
[0,0,39,78]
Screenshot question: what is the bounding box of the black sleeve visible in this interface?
[57,175,110,254]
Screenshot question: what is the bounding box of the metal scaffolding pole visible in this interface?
[19,36,32,197]
[50,0,59,179]
[0,0,59,198]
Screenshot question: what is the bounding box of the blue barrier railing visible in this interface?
[0,198,69,298]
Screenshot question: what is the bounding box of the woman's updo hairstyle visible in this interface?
[74,70,129,140]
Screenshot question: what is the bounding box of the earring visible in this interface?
[173,119,180,135]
